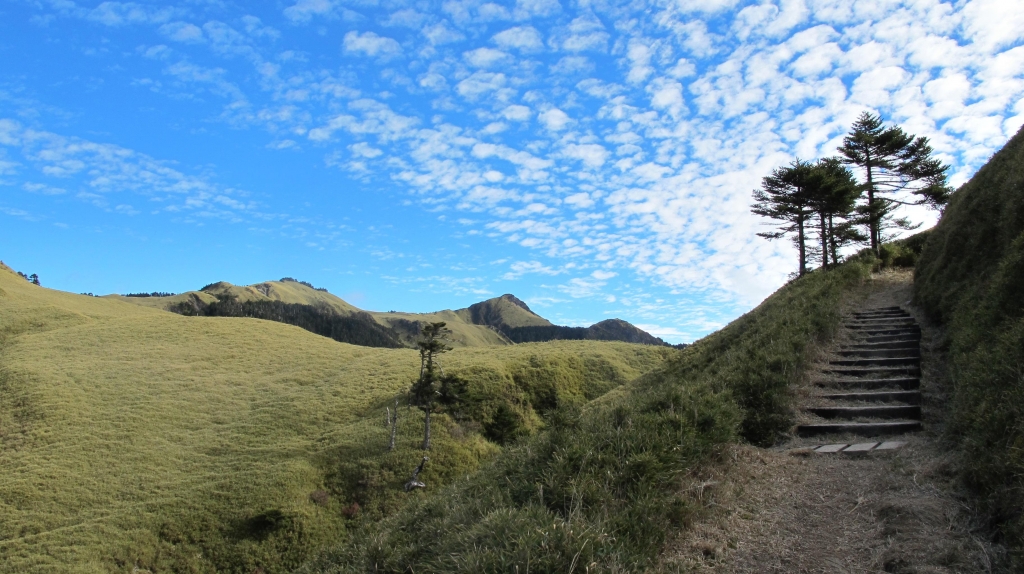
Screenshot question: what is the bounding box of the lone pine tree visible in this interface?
[839,111,951,254]
[408,322,466,450]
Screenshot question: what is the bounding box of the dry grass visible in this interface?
[0,265,667,573]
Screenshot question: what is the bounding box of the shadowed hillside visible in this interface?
[914,124,1024,563]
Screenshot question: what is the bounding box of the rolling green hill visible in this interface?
[0,264,669,573]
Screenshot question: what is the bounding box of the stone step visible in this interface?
[815,377,920,390]
[837,348,919,359]
[846,322,918,331]
[848,316,915,323]
[813,441,907,454]
[795,421,922,438]
[820,390,922,404]
[859,333,922,344]
[851,313,909,320]
[847,306,905,315]
[847,327,921,335]
[844,340,920,350]
[829,356,920,368]
[805,405,921,420]
[823,365,921,377]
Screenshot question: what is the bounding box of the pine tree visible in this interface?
[752,160,815,276]
[839,112,951,254]
[806,157,863,269]
[409,322,453,450]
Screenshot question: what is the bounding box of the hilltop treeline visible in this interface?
[169,296,405,348]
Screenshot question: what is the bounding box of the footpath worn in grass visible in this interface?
[0,264,666,573]
[300,259,873,573]
[915,124,1024,564]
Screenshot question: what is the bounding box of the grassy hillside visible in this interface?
[914,124,1024,561]
[301,257,874,572]
[0,264,668,573]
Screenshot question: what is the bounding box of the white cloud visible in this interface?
[961,0,1024,52]
[350,142,383,158]
[493,26,544,51]
[384,9,428,28]
[563,143,609,167]
[23,182,66,195]
[501,104,532,121]
[503,260,561,279]
[539,108,571,130]
[456,72,508,99]
[422,20,465,45]
[463,47,511,68]
[284,0,336,23]
[343,31,403,60]
[513,0,561,20]
[87,2,174,26]
[555,14,609,52]
[160,21,204,43]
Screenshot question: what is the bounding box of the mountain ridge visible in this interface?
[110,279,671,348]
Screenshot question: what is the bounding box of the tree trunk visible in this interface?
[828,214,839,266]
[819,210,829,270]
[865,154,878,255]
[422,409,431,450]
[388,399,398,451]
[797,213,807,276]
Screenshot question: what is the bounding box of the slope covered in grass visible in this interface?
[914,125,1024,560]
[301,258,873,573]
[0,264,668,573]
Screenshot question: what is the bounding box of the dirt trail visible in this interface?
[660,270,1003,573]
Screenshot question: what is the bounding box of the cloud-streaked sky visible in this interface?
[1,0,1022,342]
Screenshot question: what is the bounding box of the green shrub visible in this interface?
[915,124,1024,565]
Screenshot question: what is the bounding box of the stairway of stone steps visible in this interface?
[795,306,922,454]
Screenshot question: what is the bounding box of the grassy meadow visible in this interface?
[0,264,668,573]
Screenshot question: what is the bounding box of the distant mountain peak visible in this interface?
[499,294,533,314]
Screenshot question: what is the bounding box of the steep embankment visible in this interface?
[0,264,668,573]
[914,124,1024,560]
[301,259,874,572]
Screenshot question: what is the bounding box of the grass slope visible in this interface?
[0,264,668,573]
[914,124,1024,562]
[301,259,873,573]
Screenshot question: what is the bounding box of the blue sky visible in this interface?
[1,0,1022,343]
